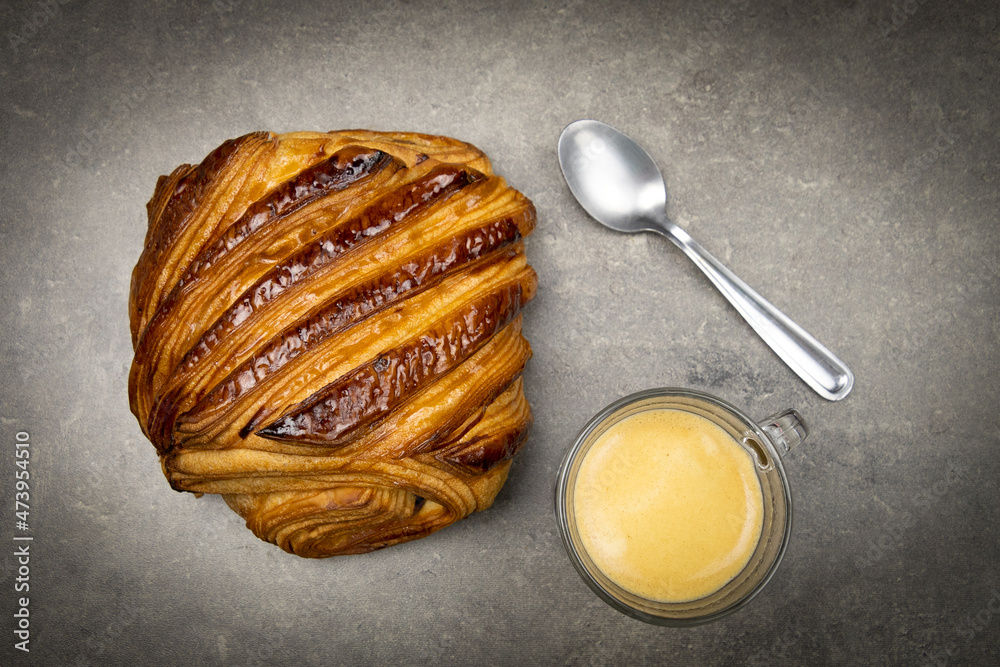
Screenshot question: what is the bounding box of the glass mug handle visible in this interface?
[759,409,808,456]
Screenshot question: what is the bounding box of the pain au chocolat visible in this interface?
[128,130,537,557]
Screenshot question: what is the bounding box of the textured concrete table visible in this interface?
[1,0,998,664]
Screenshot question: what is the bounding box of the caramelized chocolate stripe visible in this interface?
[256,280,527,446]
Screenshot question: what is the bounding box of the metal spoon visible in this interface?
[558,119,853,400]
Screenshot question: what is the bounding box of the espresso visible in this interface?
[573,409,764,603]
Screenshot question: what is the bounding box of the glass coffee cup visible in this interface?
[555,388,806,626]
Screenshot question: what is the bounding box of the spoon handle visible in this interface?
[655,220,854,400]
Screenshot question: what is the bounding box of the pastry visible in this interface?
[128,130,537,557]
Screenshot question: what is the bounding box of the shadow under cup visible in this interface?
[555,388,805,626]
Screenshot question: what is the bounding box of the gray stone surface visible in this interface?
[1,0,998,664]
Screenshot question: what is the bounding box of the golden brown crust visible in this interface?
[129,130,536,557]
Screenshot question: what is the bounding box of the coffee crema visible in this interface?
[573,408,764,603]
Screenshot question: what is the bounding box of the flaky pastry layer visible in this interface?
[128,130,537,557]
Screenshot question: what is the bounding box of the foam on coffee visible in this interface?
[573,408,764,603]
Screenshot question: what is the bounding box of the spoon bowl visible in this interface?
[558,119,853,401]
[558,122,668,232]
